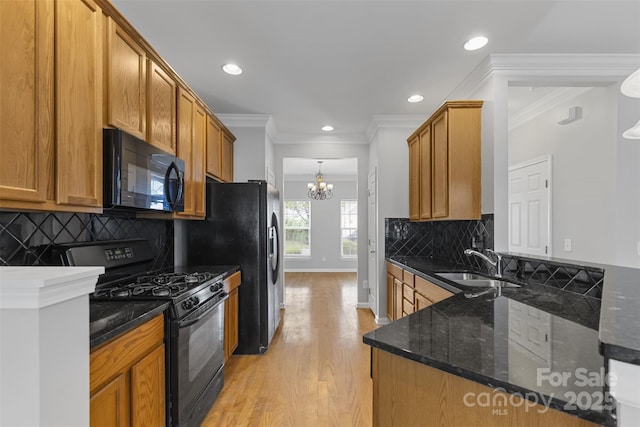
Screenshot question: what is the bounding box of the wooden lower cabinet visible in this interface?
[90,314,165,426]
[372,348,599,427]
[223,271,242,362]
[386,261,453,321]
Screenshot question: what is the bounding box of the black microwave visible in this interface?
[103,128,185,212]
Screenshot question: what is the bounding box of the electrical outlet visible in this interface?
[363,280,369,288]
[637,241,640,256]
[564,238,572,252]
[322,256,326,262]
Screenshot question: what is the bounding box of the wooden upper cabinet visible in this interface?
[221,129,235,183]
[55,0,103,209]
[408,100,483,221]
[0,0,54,205]
[193,105,207,218]
[206,116,223,180]
[407,135,420,221]
[106,18,146,139]
[418,124,432,220]
[147,60,176,154]
[431,111,448,218]
[177,88,196,217]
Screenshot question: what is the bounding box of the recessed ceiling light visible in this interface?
[322,125,334,132]
[621,68,640,98]
[408,95,424,103]
[464,36,488,51]
[222,64,242,75]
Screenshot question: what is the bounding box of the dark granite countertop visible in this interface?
[368,256,617,426]
[90,300,170,348]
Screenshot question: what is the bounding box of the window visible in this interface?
[340,200,358,257]
[284,200,311,256]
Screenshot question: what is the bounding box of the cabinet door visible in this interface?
[193,105,207,218]
[221,130,234,183]
[90,373,129,427]
[415,292,432,311]
[393,278,403,321]
[229,288,239,358]
[55,0,102,208]
[431,111,448,218]
[407,135,420,221]
[386,273,394,321]
[131,344,165,427]
[206,116,222,179]
[418,125,432,220]
[106,18,146,139]
[177,88,195,216]
[0,0,53,204]
[147,60,176,154]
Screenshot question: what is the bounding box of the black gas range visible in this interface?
[54,239,230,427]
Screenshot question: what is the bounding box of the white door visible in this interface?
[368,168,377,312]
[508,157,551,256]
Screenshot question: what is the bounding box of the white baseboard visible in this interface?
[284,268,358,273]
[375,316,391,325]
[356,302,370,309]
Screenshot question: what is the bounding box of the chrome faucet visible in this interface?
[464,249,503,278]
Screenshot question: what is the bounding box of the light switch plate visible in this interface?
[564,238,572,252]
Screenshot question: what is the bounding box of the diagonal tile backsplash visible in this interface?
[385,215,604,299]
[0,211,173,270]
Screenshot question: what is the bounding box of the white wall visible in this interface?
[283,179,357,271]
[509,86,618,264]
[274,142,370,305]
[449,54,640,267]
[367,118,423,321]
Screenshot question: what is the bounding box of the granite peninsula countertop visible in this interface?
[364,256,629,426]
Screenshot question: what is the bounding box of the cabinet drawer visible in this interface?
[403,284,414,304]
[402,270,415,286]
[90,314,164,392]
[386,262,403,280]
[415,276,453,304]
[402,298,415,315]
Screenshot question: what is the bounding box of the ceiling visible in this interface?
[282,157,358,178]
[112,0,640,142]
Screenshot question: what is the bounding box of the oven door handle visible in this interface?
[177,294,228,329]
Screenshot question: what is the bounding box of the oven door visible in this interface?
[171,294,227,424]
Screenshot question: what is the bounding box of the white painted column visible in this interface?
[0,267,103,427]
[609,358,640,427]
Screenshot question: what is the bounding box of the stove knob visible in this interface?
[192,296,200,306]
[182,299,193,310]
[210,284,219,293]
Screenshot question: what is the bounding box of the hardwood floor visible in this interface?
[201,272,379,427]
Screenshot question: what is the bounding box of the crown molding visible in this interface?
[216,114,272,128]
[275,132,369,145]
[509,87,594,130]
[450,54,640,99]
[366,115,425,143]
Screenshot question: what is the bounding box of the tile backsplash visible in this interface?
[0,211,173,270]
[385,215,494,271]
[385,215,604,299]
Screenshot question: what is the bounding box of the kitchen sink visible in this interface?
[436,272,491,281]
[435,272,521,289]
[455,279,520,288]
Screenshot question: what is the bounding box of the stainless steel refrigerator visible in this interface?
[185,180,281,354]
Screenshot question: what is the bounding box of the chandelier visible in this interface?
[307,161,334,200]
